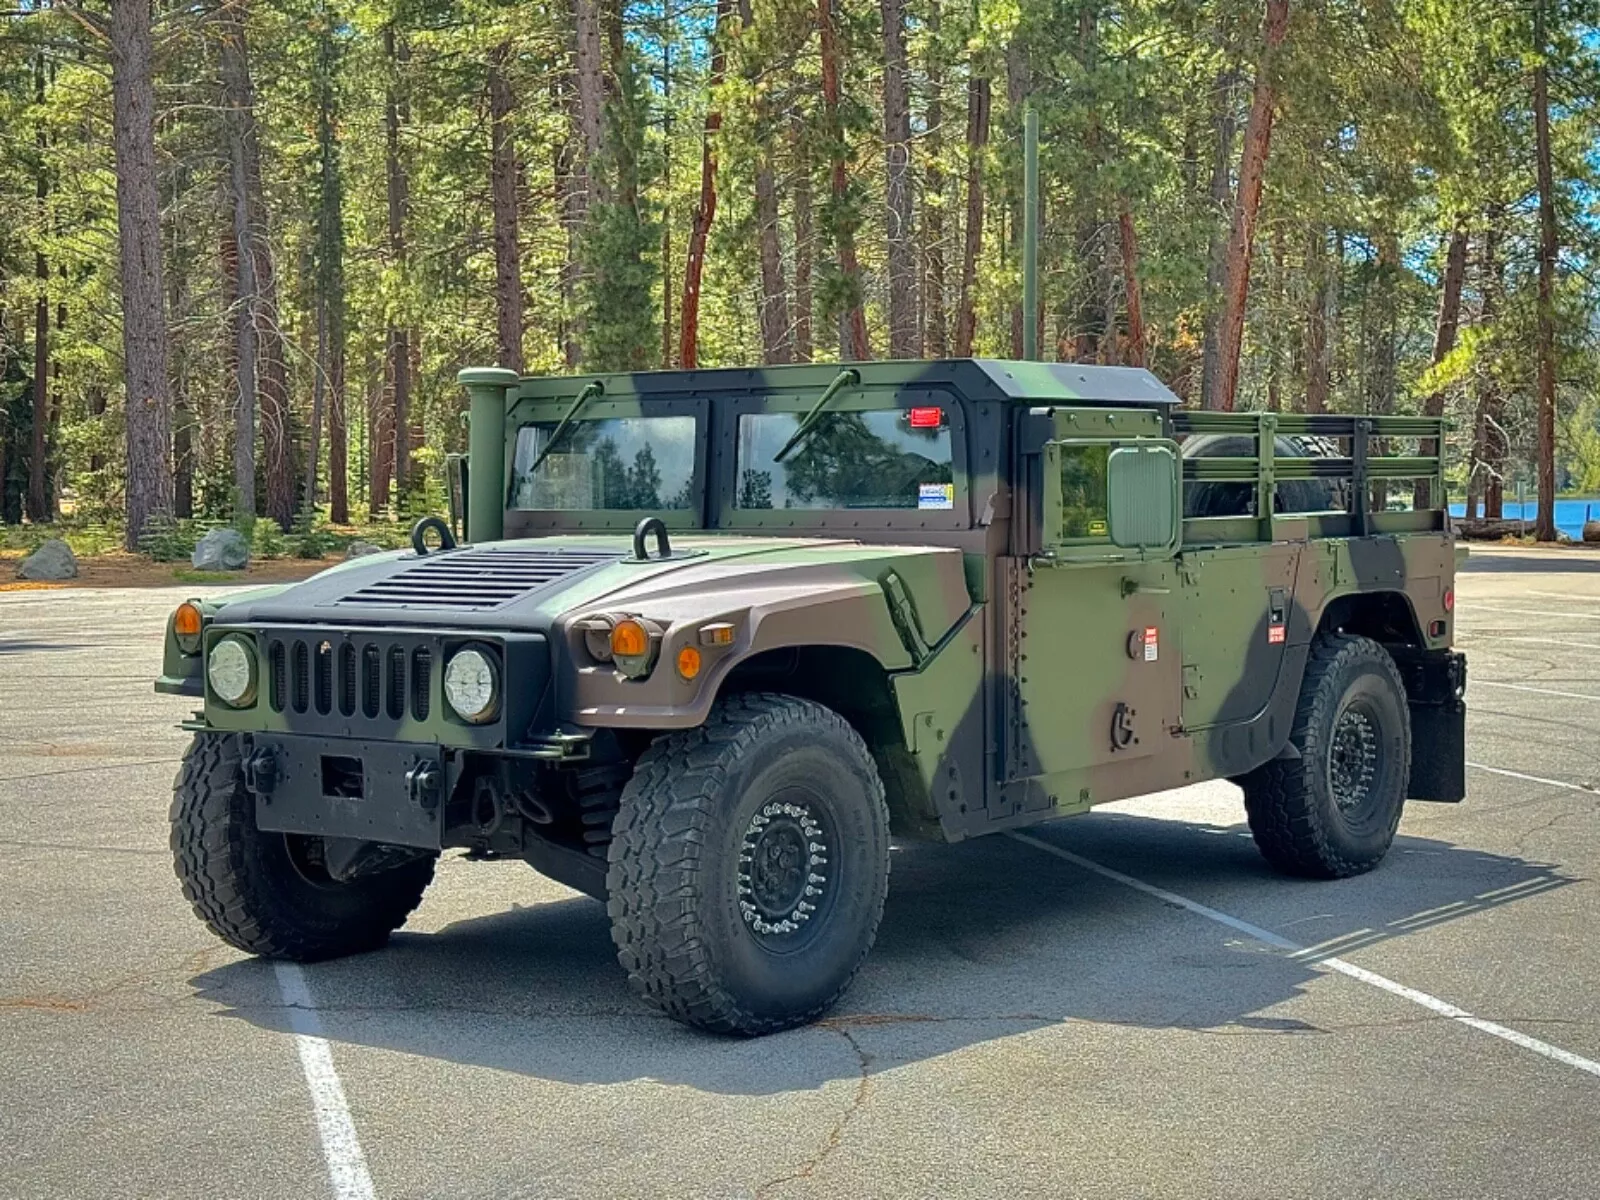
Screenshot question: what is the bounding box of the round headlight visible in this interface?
[207,636,256,707]
[444,647,499,723]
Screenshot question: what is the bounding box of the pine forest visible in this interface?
[1,0,1597,552]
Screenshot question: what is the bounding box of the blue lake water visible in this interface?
[1448,499,1598,539]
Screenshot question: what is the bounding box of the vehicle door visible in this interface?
[1007,415,1184,783]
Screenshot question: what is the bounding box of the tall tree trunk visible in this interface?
[881,0,915,357]
[791,113,814,362]
[110,0,173,550]
[255,238,294,529]
[1415,223,1467,509]
[818,0,869,360]
[488,42,524,373]
[1532,0,1558,541]
[921,0,946,358]
[27,50,49,522]
[574,0,606,205]
[1303,226,1335,414]
[679,0,729,370]
[1265,227,1285,409]
[659,10,673,367]
[1199,68,1240,406]
[235,1,293,527]
[29,264,48,522]
[219,1,259,519]
[222,0,293,528]
[556,11,583,368]
[1366,233,1399,511]
[169,198,193,518]
[1476,216,1507,519]
[737,0,789,364]
[954,71,990,357]
[1209,0,1289,411]
[1069,4,1102,362]
[1117,198,1145,368]
[1006,35,1032,358]
[313,2,346,520]
[378,22,411,509]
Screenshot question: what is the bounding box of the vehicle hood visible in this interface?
[211,534,973,644]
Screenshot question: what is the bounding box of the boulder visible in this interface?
[1583,520,1600,544]
[16,538,78,581]
[192,528,250,571]
[345,540,384,559]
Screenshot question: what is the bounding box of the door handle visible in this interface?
[1120,578,1171,597]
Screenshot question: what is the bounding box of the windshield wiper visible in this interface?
[772,368,860,464]
[525,379,605,475]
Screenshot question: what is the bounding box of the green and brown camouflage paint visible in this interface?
[156,358,1463,856]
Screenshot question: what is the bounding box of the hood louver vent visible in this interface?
[332,548,619,612]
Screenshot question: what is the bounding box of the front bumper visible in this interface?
[243,731,447,849]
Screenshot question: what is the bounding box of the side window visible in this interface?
[735,409,954,511]
[1057,443,1110,541]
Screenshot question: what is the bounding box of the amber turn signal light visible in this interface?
[610,619,651,659]
[174,601,203,654]
[676,645,702,680]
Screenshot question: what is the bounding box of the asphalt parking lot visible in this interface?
[3,545,1599,1199]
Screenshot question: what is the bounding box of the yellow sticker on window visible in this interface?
[1088,519,1108,537]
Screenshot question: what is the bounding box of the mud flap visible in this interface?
[1393,649,1467,802]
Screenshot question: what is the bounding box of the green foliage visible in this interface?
[0,0,1597,548]
[251,519,288,561]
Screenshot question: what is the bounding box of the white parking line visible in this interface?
[1471,679,1600,704]
[1463,604,1600,622]
[274,962,377,1200]
[1455,634,1600,652]
[1008,832,1600,1080]
[1467,761,1597,793]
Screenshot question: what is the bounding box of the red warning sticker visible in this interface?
[908,406,943,428]
[1268,624,1286,645]
[1144,626,1159,662]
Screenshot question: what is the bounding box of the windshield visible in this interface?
[510,416,698,511]
[735,409,955,510]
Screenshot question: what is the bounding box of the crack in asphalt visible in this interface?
[755,1025,873,1199]
[0,838,168,857]
[0,757,182,785]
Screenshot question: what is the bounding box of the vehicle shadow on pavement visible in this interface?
[189,811,1572,1095]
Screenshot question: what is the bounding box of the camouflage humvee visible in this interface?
[158,359,1467,1035]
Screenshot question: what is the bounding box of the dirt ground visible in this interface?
[0,549,341,592]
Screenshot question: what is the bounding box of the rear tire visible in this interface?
[1241,634,1411,879]
[170,733,436,960]
[606,693,890,1035]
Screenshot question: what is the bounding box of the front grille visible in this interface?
[332,548,619,613]
[264,631,449,728]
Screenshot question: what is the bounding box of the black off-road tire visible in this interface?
[1241,634,1412,879]
[170,733,436,960]
[606,693,891,1036]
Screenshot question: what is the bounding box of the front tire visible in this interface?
[606,693,891,1035]
[1241,634,1411,879]
[170,733,436,960]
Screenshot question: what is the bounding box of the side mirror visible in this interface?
[1107,443,1180,553]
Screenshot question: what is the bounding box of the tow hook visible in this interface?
[242,745,278,800]
[407,759,442,814]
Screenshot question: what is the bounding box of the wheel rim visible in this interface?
[283,834,342,889]
[737,793,834,951]
[1329,702,1380,814]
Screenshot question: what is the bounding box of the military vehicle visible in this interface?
[157,358,1466,1035]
